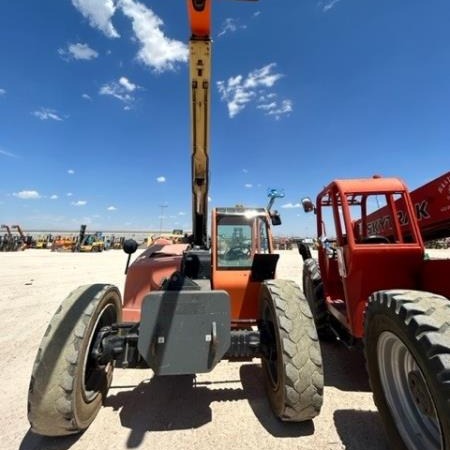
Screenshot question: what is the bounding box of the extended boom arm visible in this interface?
[188,0,211,248]
[187,0,258,247]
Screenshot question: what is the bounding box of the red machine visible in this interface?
[362,171,450,241]
[300,174,450,450]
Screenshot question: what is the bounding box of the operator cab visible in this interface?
[211,207,279,324]
[303,177,424,337]
[215,207,271,268]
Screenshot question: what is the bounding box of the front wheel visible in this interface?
[28,284,122,436]
[364,290,450,450]
[259,279,323,421]
[302,259,328,332]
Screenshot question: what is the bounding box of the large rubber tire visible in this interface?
[302,259,329,336]
[28,284,122,436]
[364,290,450,450]
[297,242,312,261]
[260,279,324,421]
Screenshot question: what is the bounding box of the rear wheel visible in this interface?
[260,279,323,421]
[28,284,122,436]
[364,290,450,450]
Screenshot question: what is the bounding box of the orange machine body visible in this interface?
[187,0,211,37]
[123,208,277,326]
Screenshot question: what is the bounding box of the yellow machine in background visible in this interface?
[147,229,185,246]
[78,234,104,252]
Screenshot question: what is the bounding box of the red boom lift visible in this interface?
[299,173,450,450]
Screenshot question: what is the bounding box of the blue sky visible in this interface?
[1,0,449,236]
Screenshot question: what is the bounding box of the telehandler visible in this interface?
[28,0,323,436]
[299,174,450,450]
[0,224,13,251]
[0,224,26,251]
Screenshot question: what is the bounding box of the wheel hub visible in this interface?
[377,331,442,450]
[408,370,434,418]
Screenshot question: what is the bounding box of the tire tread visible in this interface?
[28,284,120,436]
[364,289,450,450]
[264,279,324,421]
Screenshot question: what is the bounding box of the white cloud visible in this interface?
[58,42,99,61]
[0,148,18,158]
[257,99,293,120]
[0,88,5,95]
[119,76,136,92]
[281,202,302,209]
[156,176,166,183]
[32,108,64,121]
[72,200,87,206]
[72,0,187,72]
[82,93,92,100]
[13,190,41,200]
[322,0,341,12]
[67,192,73,197]
[50,194,58,200]
[119,0,188,72]
[253,11,261,18]
[258,92,277,102]
[107,205,117,210]
[67,169,75,175]
[217,63,288,118]
[99,77,139,105]
[245,183,253,188]
[178,211,186,216]
[72,0,119,38]
[218,18,246,37]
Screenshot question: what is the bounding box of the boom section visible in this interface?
[188,0,211,248]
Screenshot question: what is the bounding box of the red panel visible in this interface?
[343,245,424,337]
[122,244,188,322]
[364,172,450,240]
[420,259,450,299]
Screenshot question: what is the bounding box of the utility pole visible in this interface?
[159,203,168,233]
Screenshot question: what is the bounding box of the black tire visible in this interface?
[302,259,330,336]
[28,284,122,436]
[364,290,450,450]
[297,242,312,261]
[259,279,324,421]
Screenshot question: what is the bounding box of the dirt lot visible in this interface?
[4,248,446,450]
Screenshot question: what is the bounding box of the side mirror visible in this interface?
[270,211,282,226]
[301,197,315,213]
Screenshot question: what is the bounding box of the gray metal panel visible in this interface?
[138,290,231,375]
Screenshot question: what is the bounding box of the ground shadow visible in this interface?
[19,430,81,450]
[321,340,371,391]
[334,409,389,450]
[104,374,246,448]
[239,364,315,438]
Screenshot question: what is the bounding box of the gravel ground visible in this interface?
[2,248,447,450]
